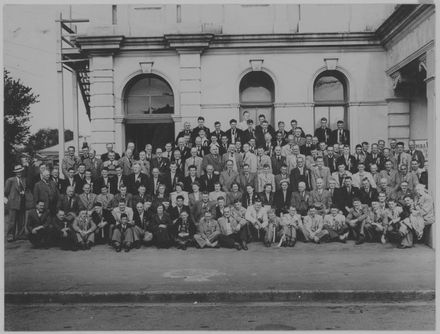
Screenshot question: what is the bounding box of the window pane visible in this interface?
[241,86,272,103]
[146,78,173,95]
[240,71,274,104]
[151,96,174,114]
[127,96,149,114]
[314,75,344,102]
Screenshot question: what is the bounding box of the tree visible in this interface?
[28,128,74,151]
[4,69,39,177]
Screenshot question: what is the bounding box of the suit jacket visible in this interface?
[255,127,275,146]
[132,194,153,209]
[289,167,312,192]
[314,127,332,145]
[133,209,152,231]
[408,149,425,168]
[78,193,97,212]
[338,186,361,213]
[331,171,353,188]
[309,189,332,211]
[188,192,202,209]
[27,209,50,229]
[237,172,258,191]
[184,156,203,177]
[101,151,121,162]
[273,189,292,214]
[191,200,216,223]
[146,176,163,196]
[364,153,385,171]
[311,166,331,190]
[323,155,338,174]
[125,173,149,195]
[94,176,117,195]
[57,194,80,215]
[257,173,276,193]
[259,191,275,207]
[271,155,286,175]
[274,174,290,192]
[162,171,183,193]
[241,192,260,208]
[73,174,87,194]
[201,154,223,173]
[358,187,379,206]
[175,129,193,144]
[219,170,239,192]
[33,180,59,210]
[83,157,103,179]
[4,176,32,210]
[199,173,219,192]
[256,155,272,173]
[191,126,211,143]
[151,157,170,175]
[336,155,357,174]
[111,193,134,209]
[241,128,257,145]
[183,175,201,193]
[241,151,258,173]
[169,205,191,221]
[225,128,243,144]
[330,129,350,145]
[221,153,243,171]
[290,191,312,215]
[226,191,243,206]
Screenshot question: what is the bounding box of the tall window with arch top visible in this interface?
[313,70,348,131]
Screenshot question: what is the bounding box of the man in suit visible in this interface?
[237,164,258,191]
[61,146,82,179]
[113,165,129,194]
[217,206,249,250]
[190,116,211,144]
[202,145,223,174]
[336,145,357,174]
[33,170,59,216]
[184,147,203,177]
[273,131,287,149]
[311,156,331,190]
[191,191,216,224]
[379,160,398,188]
[256,147,272,174]
[199,165,219,192]
[289,156,312,192]
[309,178,332,215]
[151,148,170,175]
[274,165,290,192]
[73,164,87,194]
[330,120,350,146]
[287,119,305,138]
[56,185,80,223]
[183,165,201,193]
[364,143,384,172]
[358,178,379,206]
[271,145,286,175]
[78,183,97,212]
[211,121,226,142]
[221,143,243,172]
[162,162,183,194]
[219,159,239,192]
[27,201,54,248]
[125,162,148,195]
[290,181,312,216]
[328,178,342,210]
[147,168,163,196]
[395,142,412,171]
[331,163,353,189]
[274,179,292,216]
[338,176,361,215]
[175,122,193,145]
[345,198,370,244]
[225,119,243,145]
[300,135,313,156]
[241,119,257,145]
[255,120,274,147]
[353,145,367,172]
[101,143,121,162]
[83,149,103,179]
[241,143,258,173]
[408,140,425,168]
[175,137,191,163]
[94,167,117,195]
[5,164,32,242]
[169,195,191,222]
[323,145,338,173]
[314,117,332,145]
[50,167,64,194]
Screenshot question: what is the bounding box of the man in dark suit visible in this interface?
[199,165,219,192]
[273,131,287,149]
[330,120,350,146]
[271,145,286,175]
[300,135,314,156]
[146,168,163,196]
[175,122,193,145]
[274,179,292,215]
[358,178,379,206]
[151,148,170,175]
[100,143,121,162]
[237,164,258,191]
[169,195,191,222]
[241,119,256,145]
[408,140,425,168]
[314,117,332,145]
[289,157,312,192]
[336,145,357,174]
[212,121,226,142]
[27,201,54,248]
[73,163,87,194]
[225,119,243,145]
[162,162,183,193]
[338,176,361,215]
[364,143,384,172]
[190,116,211,144]
[175,137,191,163]
[323,146,338,173]
[94,167,117,195]
[126,163,149,195]
[57,185,80,223]
[33,170,59,216]
[255,120,275,147]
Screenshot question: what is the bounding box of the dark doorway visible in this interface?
[125,123,175,151]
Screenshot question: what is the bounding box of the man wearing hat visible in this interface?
[4,164,32,242]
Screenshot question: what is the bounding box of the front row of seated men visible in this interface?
[27,179,433,251]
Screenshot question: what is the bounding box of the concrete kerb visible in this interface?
[5,289,435,304]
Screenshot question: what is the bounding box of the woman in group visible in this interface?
[152,184,169,210]
[151,204,174,249]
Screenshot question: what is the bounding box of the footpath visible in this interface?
[5,240,435,303]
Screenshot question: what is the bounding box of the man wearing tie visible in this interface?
[114,166,127,194]
[225,119,242,145]
[408,140,425,168]
[184,147,203,177]
[314,117,332,145]
[148,168,162,196]
[330,120,350,145]
[241,119,256,145]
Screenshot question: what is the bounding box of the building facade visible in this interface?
[73,4,435,192]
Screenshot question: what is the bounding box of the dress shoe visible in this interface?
[116,246,122,252]
[234,243,242,250]
[355,238,364,245]
[124,247,130,252]
[290,240,296,247]
[182,244,187,250]
[241,243,248,250]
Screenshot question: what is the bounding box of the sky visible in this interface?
[3,5,113,137]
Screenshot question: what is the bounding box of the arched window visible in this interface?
[313,70,348,130]
[125,74,174,115]
[239,71,275,126]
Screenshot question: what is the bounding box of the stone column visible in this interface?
[89,55,116,155]
[385,98,410,144]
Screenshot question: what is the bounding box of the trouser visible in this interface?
[28,227,56,248]
[133,226,153,244]
[58,229,77,250]
[347,218,368,240]
[300,226,319,242]
[218,227,249,248]
[7,208,26,240]
[112,227,135,247]
[193,232,219,248]
[95,223,111,244]
[281,225,297,241]
[76,231,95,245]
[175,235,194,247]
[387,221,414,248]
[319,226,348,242]
[264,225,282,244]
[248,224,265,242]
[363,223,385,242]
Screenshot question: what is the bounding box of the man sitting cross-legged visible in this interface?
[300,206,324,243]
[193,210,220,249]
[217,206,249,250]
[320,206,349,243]
[345,198,370,245]
[264,208,282,247]
[171,210,196,250]
[279,206,302,247]
[363,201,389,243]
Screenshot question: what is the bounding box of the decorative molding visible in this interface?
[391,71,402,90]
[75,35,124,55]
[385,40,434,76]
[419,53,427,73]
[324,58,338,71]
[139,61,154,74]
[249,59,264,71]
[164,34,214,53]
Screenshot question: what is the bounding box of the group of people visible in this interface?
[4,113,434,252]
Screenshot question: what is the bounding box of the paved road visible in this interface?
[5,301,435,331]
[5,241,435,293]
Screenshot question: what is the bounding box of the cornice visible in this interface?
[75,35,124,55]
[376,4,435,47]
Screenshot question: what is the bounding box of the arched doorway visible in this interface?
[313,70,348,130]
[124,74,175,150]
[239,71,275,126]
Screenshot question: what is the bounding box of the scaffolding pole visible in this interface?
[72,70,80,152]
[57,12,65,179]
